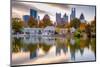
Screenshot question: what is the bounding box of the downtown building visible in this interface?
[23,9,38,25]
[79,13,86,23]
[56,13,68,25]
[30,9,37,19]
[70,8,76,21]
[63,13,68,23]
[23,15,30,23]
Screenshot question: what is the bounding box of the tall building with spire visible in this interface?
[70,8,76,21]
[79,13,86,23]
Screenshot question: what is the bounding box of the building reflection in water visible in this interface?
[23,36,55,59]
[12,36,96,62]
[69,37,76,61]
[30,50,37,59]
[56,37,68,56]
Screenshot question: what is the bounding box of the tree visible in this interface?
[38,20,45,28]
[91,16,96,33]
[80,23,86,32]
[70,18,80,29]
[56,24,63,28]
[12,37,23,52]
[41,43,51,53]
[64,22,71,28]
[12,18,23,33]
[28,16,38,28]
[42,14,52,27]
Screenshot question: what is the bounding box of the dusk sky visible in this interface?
[12,1,96,23]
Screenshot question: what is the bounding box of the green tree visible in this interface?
[70,18,80,29]
[12,18,23,33]
[12,37,23,53]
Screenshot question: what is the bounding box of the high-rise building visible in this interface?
[79,13,86,23]
[56,13,68,25]
[37,16,40,21]
[70,8,76,21]
[23,15,30,23]
[56,13,61,24]
[63,13,68,23]
[37,16,40,25]
[80,13,85,20]
[30,9,37,19]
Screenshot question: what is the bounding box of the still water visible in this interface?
[11,36,96,65]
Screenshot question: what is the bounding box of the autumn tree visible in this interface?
[28,16,38,28]
[38,20,44,28]
[80,23,86,32]
[42,14,52,27]
[85,24,91,36]
[91,16,96,33]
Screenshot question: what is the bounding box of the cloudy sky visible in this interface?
[12,1,96,23]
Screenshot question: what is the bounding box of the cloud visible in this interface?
[46,3,70,10]
[12,1,51,14]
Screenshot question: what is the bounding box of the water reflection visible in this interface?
[56,37,68,56]
[12,36,96,65]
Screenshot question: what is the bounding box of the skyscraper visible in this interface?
[70,8,76,21]
[30,9,37,19]
[56,13,68,25]
[63,13,68,23]
[56,13,61,24]
[79,13,86,23]
[23,15,30,23]
[37,16,40,21]
[80,13,84,20]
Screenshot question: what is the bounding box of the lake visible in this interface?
[11,36,96,66]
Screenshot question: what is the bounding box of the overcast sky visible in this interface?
[12,1,96,23]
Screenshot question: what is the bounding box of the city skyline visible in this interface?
[12,1,96,23]
[11,1,96,66]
